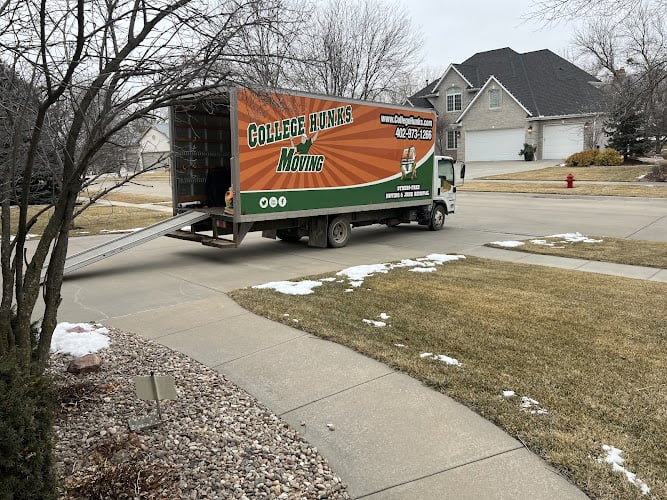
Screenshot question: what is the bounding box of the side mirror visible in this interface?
[460,162,466,180]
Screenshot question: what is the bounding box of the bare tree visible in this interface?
[0,0,303,374]
[528,0,666,22]
[292,0,423,103]
[572,4,667,154]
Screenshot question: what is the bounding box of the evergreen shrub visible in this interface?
[0,355,57,500]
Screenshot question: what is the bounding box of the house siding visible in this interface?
[429,72,472,159]
[459,86,529,161]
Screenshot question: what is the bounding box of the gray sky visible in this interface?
[405,0,582,72]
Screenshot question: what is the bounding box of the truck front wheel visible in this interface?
[327,216,351,247]
[428,205,446,231]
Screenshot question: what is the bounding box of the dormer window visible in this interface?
[489,88,501,109]
[446,87,462,112]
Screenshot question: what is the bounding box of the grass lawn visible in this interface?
[479,166,653,182]
[82,190,171,205]
[230,256,666,499]
[7,205,171,237]
[458,181,667,197]
[486,235,667,269]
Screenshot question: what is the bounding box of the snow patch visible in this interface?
[252,280,322,295]
[491,240,525,248]
[547,232,602,244]
[599,445,650,495]
[254,254,465,295]
[520,396,548,415]
[419,352,462,367]
[50,322,110,357]
[502,390,516,398]
[362,319,386,327]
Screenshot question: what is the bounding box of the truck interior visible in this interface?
[171,94,233,213]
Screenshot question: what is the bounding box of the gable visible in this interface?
[456,76,531,123]
[458,77,530,129]
[139,125,170,152]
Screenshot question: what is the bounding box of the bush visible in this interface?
[565,149,599,167]
[565,148,624,167]
[596,148,624,166]
[0,355,57,500]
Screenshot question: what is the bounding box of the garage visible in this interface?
[542,124,583,160]
[465,128,525,161]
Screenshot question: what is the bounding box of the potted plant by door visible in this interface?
[519,143,536,161]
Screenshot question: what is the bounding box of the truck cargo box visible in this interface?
[171,88,437,219]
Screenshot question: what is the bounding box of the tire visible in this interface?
[327,216,351,248]
[428,204,446,231]
[276,229,302,243]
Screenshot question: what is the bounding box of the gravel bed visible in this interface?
[48,327,350,499]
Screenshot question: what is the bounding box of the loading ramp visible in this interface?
[41,211,210,282]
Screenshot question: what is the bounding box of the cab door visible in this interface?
[434,155,456,213]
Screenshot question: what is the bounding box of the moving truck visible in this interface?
[167,88,457,249]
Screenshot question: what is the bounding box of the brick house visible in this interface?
[406,47,606,161]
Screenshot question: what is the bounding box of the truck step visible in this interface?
[166,230,205,242]
[200,237,238,249]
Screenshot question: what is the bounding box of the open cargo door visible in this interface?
[40,211,210,282]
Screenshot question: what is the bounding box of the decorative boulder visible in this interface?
[67,353,102,374]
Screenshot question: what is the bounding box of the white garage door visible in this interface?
[465,128,525,161]
[543,124,583,160]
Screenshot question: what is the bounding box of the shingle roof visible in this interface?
[404,80,439,109]
[409,47,604,117]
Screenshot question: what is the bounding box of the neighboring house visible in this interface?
[128,122,171,172]
[406,48,606,161]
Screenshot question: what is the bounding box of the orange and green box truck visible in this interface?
[168,87,457,249]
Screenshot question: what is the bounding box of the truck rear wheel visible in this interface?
[327,216,351,247]
[276,229,302,243]
[428,205,446,231]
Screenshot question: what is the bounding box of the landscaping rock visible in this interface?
[67,353,102,374]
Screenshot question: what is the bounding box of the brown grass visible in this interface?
[487,236,667,269]
[230,257,667,499]
[7,205,171,237]
[83,190,171,204]
[479,166,652,181]
[459,181,667,197]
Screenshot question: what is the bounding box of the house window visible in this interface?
[489,89,501,109]
[446,130,458,150]
[446,87,462,112]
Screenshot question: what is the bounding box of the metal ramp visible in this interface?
[42,211,210,281]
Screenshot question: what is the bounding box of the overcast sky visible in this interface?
[404,0,583,73]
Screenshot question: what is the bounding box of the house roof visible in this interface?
[139,122,170,143]
[404,80,439,108]
[408,47,605,117]
[153,122,170,138]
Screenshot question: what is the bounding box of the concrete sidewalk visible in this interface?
[104,251,664,499]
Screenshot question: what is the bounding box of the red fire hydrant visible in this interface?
[566,173,575,189]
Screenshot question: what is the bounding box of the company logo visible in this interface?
[246,104,354,174]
